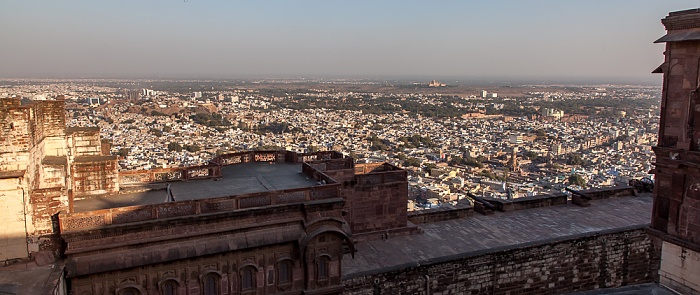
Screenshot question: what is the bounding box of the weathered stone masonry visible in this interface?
[651,8,700,294]
[343,227,660,295]
[0,98,118,261]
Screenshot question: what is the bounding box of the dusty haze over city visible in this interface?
[1,1,699,83]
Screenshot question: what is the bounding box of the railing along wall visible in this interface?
[119,164,221,185]
[118,150,345,186]
[63,150,348,232]
[59,183,340,233]
[212,150,344,166]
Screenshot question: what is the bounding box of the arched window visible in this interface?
[160,280,178,295]
[202,273,220,295]
[317,256,330,281]
[241,266,256,291]
[118,287,141,295]
[277,260,293,285]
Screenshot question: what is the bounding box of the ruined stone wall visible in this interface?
[37,158,67,190]
[32,103,69,189]
[0,104,31,171]
[343,227,659,295]
[1,100,70,261]
[67,128,102,157]
[0,97,21,108]
[40,136,68,158]
[26,100,66,149]
[27,187,67,254]
[71,159,119,196]
[0,100,116,260]
[36,100,66,145]
[0,99,72,260]
[0,177,28,261]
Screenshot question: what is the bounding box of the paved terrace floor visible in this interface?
[0,263,61,295]
[74,162,318,212]
[565,283,676,295]
[342,194,653,278]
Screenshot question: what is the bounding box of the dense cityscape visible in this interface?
[5,2,700,294]
[1,78,660,209]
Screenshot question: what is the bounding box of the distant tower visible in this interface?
[651,9,700,295]
[551,142,562,156]
[508,147,518,172]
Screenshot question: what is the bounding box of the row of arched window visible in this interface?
[116,258,332,295]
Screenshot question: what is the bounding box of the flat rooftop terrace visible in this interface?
[342,194,653,278]
[73,162,317,212]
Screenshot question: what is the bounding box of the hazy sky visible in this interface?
[1,1,698,82]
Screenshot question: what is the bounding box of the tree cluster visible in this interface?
[449,156,485,168]
[190,112,231,127]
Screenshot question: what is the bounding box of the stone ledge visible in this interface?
[407,203,473,224]
[351,222,421,242]
[482,193,567,212]
[343,224,651,279]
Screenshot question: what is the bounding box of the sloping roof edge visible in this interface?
[652,62,667,74]
[655,31,700,43]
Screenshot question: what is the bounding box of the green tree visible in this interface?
[523,150,539,161]
[184,144,201,152]
[117,148,129,157]
[423,163,437,173]
[394,153,407,161]
[566,153,584,166]
[167,142,182,152]
[450,156,484,168]
[371,123,384,130]
[568,174,587,187]
[403,157,421,167]
[149,128,163,137]
[535,129,546,138]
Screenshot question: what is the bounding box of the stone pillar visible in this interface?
[652,8,700,295]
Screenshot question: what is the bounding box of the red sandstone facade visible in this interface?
[651,8,700,295]
[56,149,417,295]
[305,158,411,238]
